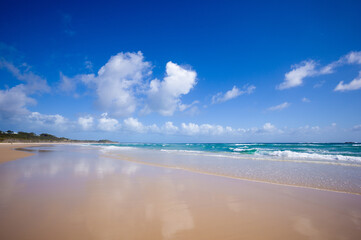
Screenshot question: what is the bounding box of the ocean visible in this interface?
[96,142,361,164]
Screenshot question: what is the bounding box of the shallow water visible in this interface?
[99,145,361,194]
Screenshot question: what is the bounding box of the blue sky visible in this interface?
[0,0,361,142]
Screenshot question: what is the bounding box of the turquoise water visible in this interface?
[96,143,361,162]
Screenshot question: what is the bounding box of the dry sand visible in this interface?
[0,145,360,240]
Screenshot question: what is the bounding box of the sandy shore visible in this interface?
[0,143,81,164]
[0,143,42,164]
[0,145,360,240]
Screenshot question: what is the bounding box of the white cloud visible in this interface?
[212,85,255,104]
[143,61,197,116]
[302,97,310,103]
[0,85,35,119]
[147,124,160,133]
[262,122,276,132]
[98,113,120,131]
[0,60,50,94]
[179,100,199,112]
[62,53,199,117]
[345,51,361,64]
[313,80,325,88]
[28,112,68,129]
[55,115,342,141]
[123,117,145,133]
[278,61,317,90]
[81,51,152,117]
[268,102,290,111]
[178,122,282,136]
[78,116,94,130]
[0,59,50,120]
[277,51,361,90]
[59,72,77,93]
[180,123,226,136]
[162,121,179,134]
[334,71,361,91]
[323,51,361,74]
[180,123,199,135]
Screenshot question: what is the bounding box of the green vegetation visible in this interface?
[0,130,116,143]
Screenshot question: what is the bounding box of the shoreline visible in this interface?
[99,146,361,195]
[103,152,361,196]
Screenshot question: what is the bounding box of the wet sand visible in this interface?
[0,145,360,239]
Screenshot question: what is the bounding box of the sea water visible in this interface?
[96,143,361,163]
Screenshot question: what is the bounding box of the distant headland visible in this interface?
[0,130,117,144]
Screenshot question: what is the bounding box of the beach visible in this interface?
[0,143,40,164]
[0,144,360,239]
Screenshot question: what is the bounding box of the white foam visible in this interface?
[160,149,204,154]
[100,145,136,153]
[257,150,361,162]
[233,148,252,152]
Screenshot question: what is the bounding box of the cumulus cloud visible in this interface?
[0,85,35,119]
[278,61,318,90]
[98,113,120,131]
[162,121,179,134]
[142,62,197,116]
[81,51,152,117]
[212,85,255,104]
[268,102,290,111]
[345,51,361,64]
[61,53,199,117]
[180,123,227,136]
[123,117,145,133]
[334,71,361,91]
[29,112,337,141]
[0,59,50,120]
[78,116,94,130]
[28,112,68,130]
[262,122,276,132]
